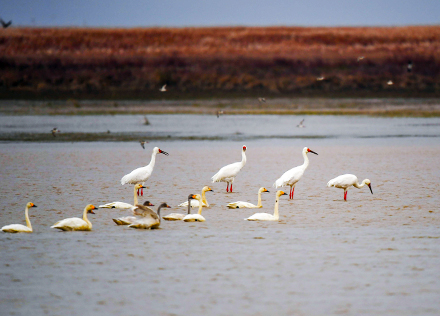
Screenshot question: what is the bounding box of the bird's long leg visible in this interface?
[344,190,347,201]
[226,182,229,192]
[230,183,233,193]
[141,188,144,196]
[137,189,140,196]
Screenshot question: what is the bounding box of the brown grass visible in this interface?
[0,26,439,98]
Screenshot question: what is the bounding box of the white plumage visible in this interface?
[128,203,171,229]
[183,194,206,222]
[227,187,269,209]
[178,186,213,208]
[1,202,36,233]
[51,205,96,231]
[274,147,318,199]
[245,190,287,221]
[121,147,168,195]
[100,184,146,210]
[327,174,373,201]
[211,145,247,192]
[112,201,155,225]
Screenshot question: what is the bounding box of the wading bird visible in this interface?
[327,174,373,201]
[212,145,247,193]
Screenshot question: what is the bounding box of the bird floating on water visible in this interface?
[316,76,325,81]
[143,116,150,125]
[327,174,373,201]
[212,145,247,193]
[227,187,269,209]
[357,56,365,61]
[159,84,167,92]
[258,97,266,103]
[387,80,394,85]
[274,147,318,199]
[51,127,60,137]
[1,202,37,233]
[178,186,213,208]
[128,203,171,229]
[51,204,97,231]
[245,190,287,221]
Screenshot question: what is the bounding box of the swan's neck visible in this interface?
[24,206,32,230]
[273,197,280,220]
[257,190,263,207]
[187,198,191,214]
[197,201,203,215]
[201,190,209,206]
[133,186,139,205]
[156,206,163,223]
[354,180,367,189]
[82,207,91,227]
[301,150,309,170]
[148,150,157,169]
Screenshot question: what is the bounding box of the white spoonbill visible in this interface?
[274,147,318,199]
[178,186,213,208]
[164,194,195,221]
[99,184,149,210]
[112,201,155,225]
[327,174,373,201]
[128,203,171,229]
[227,187,269,209]
[121,146,169,196]
[1,202,37,233]
[183,194,206,222]
[51,204,97,231]
[245,190,287,221]
[211,145,247,192]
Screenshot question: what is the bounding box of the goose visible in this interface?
[327,174,373,201]
[183,194,206,222]
[274,147,318,199]
[1,202,37,233]
[121,146,169,196]
[128,203,171,229]
[245,190,287,221]
[99,184,149,210]
[178,186,213,208]
[51,204,97,231]
[227,187,269,209]
[112,201,155,225]
[163,194,195,221]
[212,145,247,192]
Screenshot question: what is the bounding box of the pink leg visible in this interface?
[230,183,233,193]
[226,183,229,192]
[291,187,294,199]
[137,189,140,196]
[344,191,347,201]
[141,188,144,196]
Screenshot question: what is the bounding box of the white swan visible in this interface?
[227,187,269,209]
[274,147,318,199]
[120,147,169,196]
[245,190,287,221]
[1,202,37,233]
[112,201,155,225]
[183,194,206,222]
[178,186,213,208]
[51,204,97,231]
[164,194,195,221]
[327,174,373,201]
[99,184,148,210]
[211,145,247,192]
[128,203,171,229]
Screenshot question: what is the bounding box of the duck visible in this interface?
[112,201,155,225]
[128,203,171,229]
[183,194,206,222]
[99,184,149,210]
[227,187,269,209]
[211,145,247,192]
[1,202,37,233]
[51,204,97,231]
[178,186,213,208]
[121,147,169,196]
[245,190,288,221]
[164,194,195,221]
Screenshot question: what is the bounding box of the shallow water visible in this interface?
[0,121,440,315]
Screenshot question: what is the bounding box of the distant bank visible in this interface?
[0,26,439,100]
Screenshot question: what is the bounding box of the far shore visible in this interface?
[1,98,440,117]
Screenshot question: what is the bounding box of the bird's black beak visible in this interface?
[282,192,288,196]
[33,205,37,207]
[310,150,318,155]
[368,184,373,194]
[161,151,169,156]
[265,190,270,193]
[210,189,214,192]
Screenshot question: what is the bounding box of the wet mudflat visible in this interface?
[0,138,439,315]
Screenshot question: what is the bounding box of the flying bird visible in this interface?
[139,141,148,149]
[0,18,12,28]
[357,56,365,61]
[297,119,305,128]
[143,116,150,125]
[159,84,167,92]
[216,110,224,118]
[407,60,413,73]
[51,128,60,137]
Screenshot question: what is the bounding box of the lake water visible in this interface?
[0,114,439,315]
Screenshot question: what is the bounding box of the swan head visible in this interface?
[276,190,288,197]
[364,179,373,194]
[135,183,145,190]
[86,204,97,214]
[188,194,196,200]
[242,145,247,152]
[259,187,270,193]
[305,147,318,155]
[191,194,202,201]
[154,147,169,156]
[143,201,154,207]
[26,202,37,208]
[159,203,172,209]
[202,186,213,193]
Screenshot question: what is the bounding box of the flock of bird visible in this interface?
[1,144,373,233]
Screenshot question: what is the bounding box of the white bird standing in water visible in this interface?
[121,147,169,196]
[274,147,318,199]
[327,174,373,201]
[212,145,247,193]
